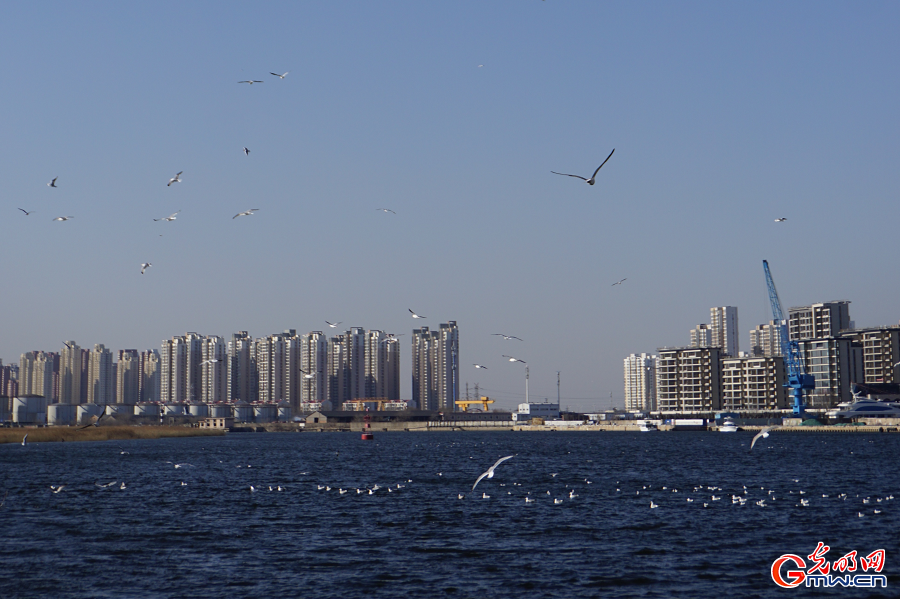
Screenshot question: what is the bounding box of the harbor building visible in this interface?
[656,347,722,414]
[412,321,459,412]
[623,353,657,413]
[789,301,851,341]
[721,356,788,411]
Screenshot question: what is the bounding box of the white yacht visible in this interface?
[718,417,739,432]
[638,420,659,432]
[834,399,900,419]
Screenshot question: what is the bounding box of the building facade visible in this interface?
[749,321,782,357]
[623,353,657,413]
[710,306,740,357]
[412,321,459,411]
[656,347,722,413]
[789,301,852,341]
[721,356,788,411]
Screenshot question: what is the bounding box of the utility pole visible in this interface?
[557,371,560,406]
[525,364,529,404]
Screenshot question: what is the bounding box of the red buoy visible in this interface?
[361,413,374,440]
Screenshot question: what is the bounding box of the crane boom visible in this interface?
[763,260,815,416]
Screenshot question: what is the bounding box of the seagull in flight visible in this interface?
[22,434,28,446]
[233,209,259,219]
[503,355,526,364]
[612,278,627,286]
[53,216,74,221]
[270,71,289,79]
[48,177,58,187]
[243,147,250,156]
[376,208,396,214]
[749,426,781,451]
[140,262,152,275]
[472,455,515,491]
[473,364,488,369]
[409,309,426,319]
[551,148,615,185]
[299,369,317,379]
[78,413,106,430]
[154,211,180,222]
[50,485,66,494]
[18,208,35,216]
[492,334,523,341]
[325,321,342,328]
[167,171,182,186]
[238,80,263,84]
[200,358,220,366]
[774,218,787,222]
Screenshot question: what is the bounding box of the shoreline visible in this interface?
[0,426,225,444]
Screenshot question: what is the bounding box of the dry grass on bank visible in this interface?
[0,426,225,444]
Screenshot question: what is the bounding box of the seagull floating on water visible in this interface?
[233,209,259,219]
[167,171,182,186]
[551,148,615,185]
[409,309,426,319]
[472,455,514,491]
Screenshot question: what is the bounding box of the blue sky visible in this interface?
[2,1,899,411]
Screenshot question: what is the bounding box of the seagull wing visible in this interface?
[551,171,588,181]
[472,470,491,491]
[508,336,523,341]
[749,426,778,451]
[590,148,616,179]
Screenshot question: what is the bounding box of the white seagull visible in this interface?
[154,211,180,222]
[53,216,74,221]
[48,176,58,187]
[50,485,66,494]
[270,72,289,79]
[473,364,488,369]
[612,278,627,286]
[140,262,152,275]
[749,426,781,451]
[18,208,34,215]
[299,368,317,379]
[551,148,615,185]
[409,309,426,319]
[376,208,396,214]
[472,455,515,491]
[233,209,259,219]
[492,334,523,341]
[325,321,342,328]
[167,171,182,186]
[774,218,787,222]
[503,355,526,364]
[243,147,250,156]
[200,358,220,366]
[238,80,263,84]
[22,434,28,446]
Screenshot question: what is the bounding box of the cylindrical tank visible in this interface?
[209,404,231,418]
[254,404,277,423]
[134,403,160,418]
[163,404,186,417]
[188,404,209,418]
[105,404,133,418]
[277,400,292,422]
[77,403,104,425]
[233,402,253,423]
[48,403,77,426]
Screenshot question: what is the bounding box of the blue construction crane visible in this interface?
[763,260,815,416]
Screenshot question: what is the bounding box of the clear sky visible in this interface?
[2,1,899,412]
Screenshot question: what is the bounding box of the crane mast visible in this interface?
[763,260,815,416]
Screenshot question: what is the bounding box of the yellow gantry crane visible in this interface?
[454,396,494,412]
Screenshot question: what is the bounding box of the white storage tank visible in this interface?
[105,404,133,419]
[233,402,253,423]
[254,404,277,423]
[188,404,209,418]
[48,403,77,426]
[134,403,160,418]
[77,403,104,425]
[14,396,49,424]
[277,400,292,422]
[209,404,231,418]
[163,404,186,417]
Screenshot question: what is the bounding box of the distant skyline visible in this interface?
[3,1,899,412]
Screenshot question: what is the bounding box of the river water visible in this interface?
[1,430,897,598]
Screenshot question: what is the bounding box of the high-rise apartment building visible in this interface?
[299,331,328,406]
[710,306,740,357]
[656,347,722,413]
[200,336,227,403]
[690,324,712,348]
[412,321,459,411]
[797,337,860,408]
[117,350,141,405]
[59,341,83,404]
[87,344,114,405]
[721,356,788,411]
[227,332,255,403]
[623,353,656,413]
[160,333,203,403]
[749,321,782,357]
[841,326,900,385]
[255,332,288,404]
[140,350,160,402]
[789,301,851,341]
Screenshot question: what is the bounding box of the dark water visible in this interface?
[1,430,898,598]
